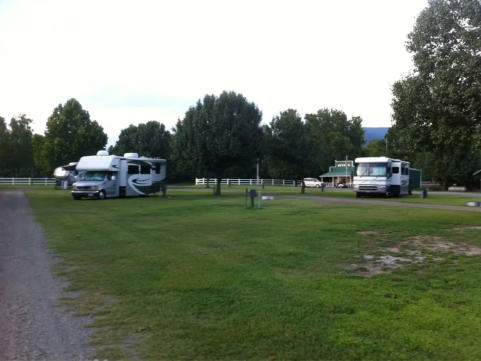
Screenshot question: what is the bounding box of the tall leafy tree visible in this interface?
[43,99,107,172]
[0,116,9,175]
[264,109,309,180]
[391,0,481,188]
[0,115,34,176]
[111,121,171,158]
[32,134,50,176]
[364,139,387,157]
[9,115,34,176]
[304,109,365,174]
[174,91,263,195]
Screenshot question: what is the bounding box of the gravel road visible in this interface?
[0,189,94,361]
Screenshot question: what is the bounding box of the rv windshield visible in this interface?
[356,163,388,177]
[79,171,107,181]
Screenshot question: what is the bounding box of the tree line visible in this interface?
[1,0,480,191]
[0,94,366,188]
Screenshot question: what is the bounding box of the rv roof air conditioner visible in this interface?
[124,153,139,158]
[97,150,109,156]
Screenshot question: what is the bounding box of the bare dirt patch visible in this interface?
[346,233,481,277]
[453,226,481,232]
[357,230,381,237]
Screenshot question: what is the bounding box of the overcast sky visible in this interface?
[0,0,427,146]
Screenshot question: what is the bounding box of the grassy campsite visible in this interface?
[25,187,481,360]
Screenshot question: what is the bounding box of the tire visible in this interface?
[97,190,106,200]
[73,195,82,200]
[356,192,360,198]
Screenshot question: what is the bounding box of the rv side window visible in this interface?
[392,167,399,174]
[141,164,151,174]
[128,165,139,174]
[155,164,161,174]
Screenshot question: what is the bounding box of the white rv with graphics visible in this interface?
[353,157,411,197]
[72,151,166,200]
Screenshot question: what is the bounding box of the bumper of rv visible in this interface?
[71,190,101,197]
[352,184,388,194]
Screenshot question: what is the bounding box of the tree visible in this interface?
[32,134,50,176]
[174,91,263,195]
[364,139,387,157]
[9,115,34,176]
[0,115,35,176]
[43,99,107,172]
[0,116,8,175]
[264,109,310,190]
[111,121,171,158]
[304,109,365,174]
[391,0,481,188]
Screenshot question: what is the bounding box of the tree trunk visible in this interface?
[301,179,305,194]
[215,176,222,196]
[441,178,447,191]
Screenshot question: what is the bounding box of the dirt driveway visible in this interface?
[0,190,94,361]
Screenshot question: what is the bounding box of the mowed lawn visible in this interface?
[195,185,481,207]
[26,188,481,361]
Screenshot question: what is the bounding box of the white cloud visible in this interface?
[0,0,427,145]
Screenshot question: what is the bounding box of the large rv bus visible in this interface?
[353,157,420,197]
[71,151,166,200]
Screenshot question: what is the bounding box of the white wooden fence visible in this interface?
[195,178,298,187]
[0,177,56,185]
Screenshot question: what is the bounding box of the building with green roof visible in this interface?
[320,160,355,187]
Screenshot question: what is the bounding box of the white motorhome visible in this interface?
[72,150,166,200]
[53,162,78,188]
[353,157,410,197]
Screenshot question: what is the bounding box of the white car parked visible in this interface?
[303,178,324,188]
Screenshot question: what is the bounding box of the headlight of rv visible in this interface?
[92,185,99,190]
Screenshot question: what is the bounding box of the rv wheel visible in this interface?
[98,190,106,200]
[73,195,82,200]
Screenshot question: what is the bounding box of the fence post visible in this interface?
[238,178,240,186]
[272,179,274,186]
[283,179,285,186]
[12,178,14,185]
[45,177,47,186]
[29,178,32,185]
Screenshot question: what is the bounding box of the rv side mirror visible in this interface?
[111,175,116,181]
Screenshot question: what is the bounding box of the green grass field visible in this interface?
[202,185,481,207]
[25,188,481,360]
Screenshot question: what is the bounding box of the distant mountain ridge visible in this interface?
[363,127,389,142]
